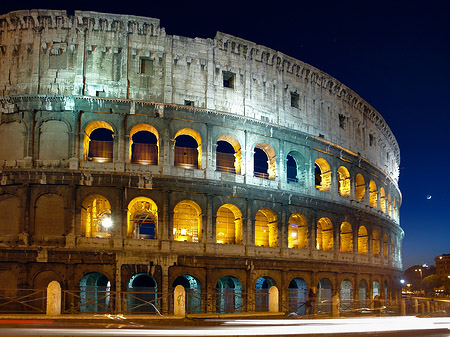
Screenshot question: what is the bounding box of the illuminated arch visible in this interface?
[174,128,202,169]
[383,233,389,258]
[254,143,276,180]
[315,158,331,192]
[357,226,368,255]
[369,180,378,208]
[81,195,112,238]
[129,124,159,165]
[340,279,353,312]
[340,222,353,253]
[216,135,241,174]
[84,121,114,162]
[288,213,308,249]
[216,204,243,244]
[380,187,386,213]
[316,217,333,251]
[254,208,278,247]
[173,200,202,242]
[337,166,350,197]
[127,197,158,239]
[372,229,380,256]
[355,173,366,202]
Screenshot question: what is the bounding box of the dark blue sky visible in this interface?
[4,0,450,269]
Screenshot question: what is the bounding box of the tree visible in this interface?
[421,274,442,296]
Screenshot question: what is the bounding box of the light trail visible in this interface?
[0,317,448,336]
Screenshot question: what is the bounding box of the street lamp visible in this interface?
[415,268,423,280]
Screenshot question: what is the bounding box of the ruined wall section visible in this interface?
[0,10,399,184]
[212,33,400,183]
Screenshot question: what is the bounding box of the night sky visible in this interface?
[3,1,450,269]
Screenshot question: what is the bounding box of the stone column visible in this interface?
[174,285,185,317]
[47,281,61,316]
[269,286,279,313]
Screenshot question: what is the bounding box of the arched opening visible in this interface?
[127,197,158,239]
[340,222,353,253]
[357,226,368,255]
[337,166,350,197]
[255,276,276,312]
[33,270,62,289]
[126,274,158,314]
[340,279,353,313]
[383,233,389,258]
[216,276,243,313]
[172,275,202,314]
[286,155,298,183]
[216,136,241,174]
[216,204,243,244]
[317,278,333,313]
[316,217,333,251]
[288,278,307,315]
[254,143,276,180]
[288,213,308,249]
[84,121,114,163]
[174,128,202,169]
[254,148,268,179]
[315,158,331,192]
[372,229,380,256]
[130,124,159,165]
[80,272,111,313]
[358,279,368,309]
[173,200,202,242]
[373,280,380,299]
[355,173,366,202]
[81,195,112,238]
[380,187,387,213]
[254,209,278,247]
[369,180,378,208]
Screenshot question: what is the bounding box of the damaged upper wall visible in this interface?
[0,9,399,183]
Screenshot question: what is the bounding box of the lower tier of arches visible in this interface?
[0,251,402,315]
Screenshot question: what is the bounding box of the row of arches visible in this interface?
[64,272,392,314]
[315,158,398,217]
[0,120,399,220]
[0,193,400,261]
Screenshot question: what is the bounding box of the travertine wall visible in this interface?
[0,9,400,182]
[0,9,403,314]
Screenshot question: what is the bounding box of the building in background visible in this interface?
[0,10,403,314]
[435,254,450,278]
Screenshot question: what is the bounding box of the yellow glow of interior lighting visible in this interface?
[290,232,297,238]
[180,228,187,236]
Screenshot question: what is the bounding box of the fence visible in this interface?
[1,285,449,317]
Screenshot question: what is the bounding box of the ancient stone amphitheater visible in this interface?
[0,9,403,315]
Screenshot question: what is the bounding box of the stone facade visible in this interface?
[0,9,403,314]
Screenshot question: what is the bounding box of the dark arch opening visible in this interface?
[254,148,268,179]
[255,276,276,312]
[88,128,114,162]
[172,275,202,314]
[216,141,236,174]
[287,155,298,183]
[131,131,158,165]
[126,274,158,314]
[216,276,242,313]
[288,277,307,315]
[175,135,198,169]
[79,272,111,314]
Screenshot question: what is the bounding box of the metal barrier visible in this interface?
[62,290,115,314]
[0,289,46,314]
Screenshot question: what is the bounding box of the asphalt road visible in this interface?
[0,316,449,337]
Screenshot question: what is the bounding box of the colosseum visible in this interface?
[0,9,403,315]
